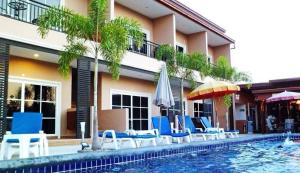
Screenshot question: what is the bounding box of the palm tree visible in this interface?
[37,0,143,150]
[210,56,251,108]
[155,45,208,128]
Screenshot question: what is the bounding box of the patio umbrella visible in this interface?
[153,64,175,133]
[266,91,300,119]
[266,91,300,103]
[187,77,240,126]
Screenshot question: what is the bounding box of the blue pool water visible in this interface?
[92,139,300,173]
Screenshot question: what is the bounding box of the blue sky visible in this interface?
[179,0,300,82]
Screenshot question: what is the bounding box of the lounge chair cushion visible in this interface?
[6,138,40,143]
[132,134,157,139]
[178,115,197,133]
[169,132,190,137]
[200,117,212,128]
[98,132,132,138]
[98,132,157,139]
[12,112,42,134]
[152,116,172,135]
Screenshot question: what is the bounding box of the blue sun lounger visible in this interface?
[199,117,239,138]
[152,116,191,144]
[177,115,220,140]
[99,130,158,150]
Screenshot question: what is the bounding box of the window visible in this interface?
[30,0,61,6]
[7,79,59,135]
[193,101,204,118]
[193,99,213,118]
[112,93,149,130]
[161,99,187,117]
[176,45,184,53]
[207,56,213,64]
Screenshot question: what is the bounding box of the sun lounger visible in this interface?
[152,116,191,144]
[177,115,219,140]
[99,130,157,150]
[0,112,48,160]
[199,117,239,138]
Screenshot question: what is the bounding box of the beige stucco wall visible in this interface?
[100,73,195,125]
[64,0,89,16]
[8,56,72,137]
[114,3,154,41]
[208,46,214,60]
[99,109,128,131]
[153,14,176,46]
[176,31,188,51]
[187,32,208,55]
[213,44,231,63]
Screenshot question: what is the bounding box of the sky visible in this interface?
[178,0,300,83]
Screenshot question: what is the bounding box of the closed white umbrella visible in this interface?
[153,64,175,133]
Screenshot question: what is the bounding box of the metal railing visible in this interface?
[128,39,159,58]
[0,0,64,31]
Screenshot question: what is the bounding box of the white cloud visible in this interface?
[178,0,300,82]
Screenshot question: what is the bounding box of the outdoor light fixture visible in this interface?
[296,100,300,105]
[80,122,89,150]
[235,94,240,100]
[33,53,39,58]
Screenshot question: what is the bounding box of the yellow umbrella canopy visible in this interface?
[187,79,240,100]
[187,78,240,127]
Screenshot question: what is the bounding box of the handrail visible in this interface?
[127,38,160,59]
[0,0,62,31]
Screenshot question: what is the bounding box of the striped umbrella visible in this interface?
[187,77,240,126]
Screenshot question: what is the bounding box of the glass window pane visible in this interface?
[194,112,198,117]
[133,96,140,107]
[141,108,148,119]
[42,86,56,101]
[133,120,141,130]
[129,121,132,129]
[133,108,140,119]
[42,119,55,134]
[112,106,121,109]
[141,97,148,107]
[25,84,40,100]
[42,102,55,117]
[194,103,198,111]
[8,82,22,99]
[24,101,40,112]
[161,110,167,116]
[112,94,121,106]
[122,95,131,106]
[46,0,60,6]
[141,120,148,130]
[199,103,203,111]
[7,100,21,117]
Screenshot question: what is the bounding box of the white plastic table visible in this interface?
[0,133,48,160]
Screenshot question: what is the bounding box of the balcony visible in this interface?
[0,0,64,31]
[0,0,160,58]
[127,39,159,59]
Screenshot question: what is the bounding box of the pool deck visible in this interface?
[0,133,292,170]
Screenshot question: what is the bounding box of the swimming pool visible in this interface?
[1,134,300,173]
[97,139,300,173]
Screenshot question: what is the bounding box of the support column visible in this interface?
[0,40,9,141]
[76,58,91,138]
